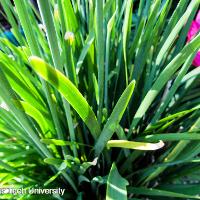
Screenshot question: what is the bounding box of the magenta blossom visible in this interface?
[187,11,200,67]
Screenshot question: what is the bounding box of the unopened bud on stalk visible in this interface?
[54,4,59,20]
[64,32,75,45]
[8,55,15,60]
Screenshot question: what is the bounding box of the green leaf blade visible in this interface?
[29,56,100,140]
[106,163,129,200]
[94,80,135,155]
[107,140,164,151]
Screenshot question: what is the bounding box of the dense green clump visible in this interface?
[0,0,200,199]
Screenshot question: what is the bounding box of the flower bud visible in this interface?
[64,32,75,45]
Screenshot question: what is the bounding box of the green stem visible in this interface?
[37,0,77,157]
[96,0,105,123]
[13,0,77,191]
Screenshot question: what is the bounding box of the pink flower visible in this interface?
[187,11,200,67]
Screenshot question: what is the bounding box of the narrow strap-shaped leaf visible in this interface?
[181,67,200,83]
[129,33,200,132]
[106,163,129,200]
[0,60,46,113]
[123,0,133,85]
[107,140,164,150]
[103,0,115,15]
[128,187,200,199]
[41,139,77,148]
[44,157,78,193]
[37,0,78,156]
[15,101,54,134]
[155,0,199,66]
[44,171,62,187]
[41,139,91,148]
[61,0,82,48]
[105,11,116,109]
[37,0,62,70]
[13,0,41,55]
[94,81,135,155]
[156,0,189,55]
[157,184,200,196]
[131,0,161,81]
[29,56,100,140]
[138,133,200,142]
[76,30,95,73]
[0,67,52,159]
[0,160,16,172]
[150,53,196,124]
[143,117,200,184]
[96,0,105,123]
[14,0,68,157]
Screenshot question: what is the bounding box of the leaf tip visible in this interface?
[156,140,165,150]
[28,55,39,62]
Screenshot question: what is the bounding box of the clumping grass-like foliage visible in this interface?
[0,0,200,199]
